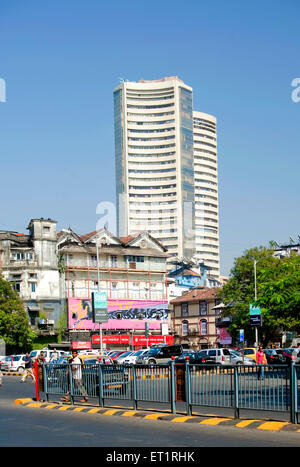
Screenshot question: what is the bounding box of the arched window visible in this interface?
[200,319,207,335]
[182,320,189,336]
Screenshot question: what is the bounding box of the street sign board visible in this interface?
[239,329,244,343]
[249,304,261,316]
[92,291,108,323]
[250,315,262,327]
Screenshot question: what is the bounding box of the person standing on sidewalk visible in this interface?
[61,350,88,403]
[256,346,265,380]
[20,352,36,383]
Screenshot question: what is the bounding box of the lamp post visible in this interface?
[96,240,103,355]
[254,260,258,349]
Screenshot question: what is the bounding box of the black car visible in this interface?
[136,345,184,365]
[275,348,297,364]
[174,351,196,363]
[264,349,285,365]
[175,350,217,366]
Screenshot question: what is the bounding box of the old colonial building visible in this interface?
[0,218,63,332]
[170,287,221,349]
[57,227,171,349]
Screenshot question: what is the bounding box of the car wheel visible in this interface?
[148,359,156,365]
[17,367,25,373]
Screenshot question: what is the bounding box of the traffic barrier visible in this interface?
[39,361,300,423]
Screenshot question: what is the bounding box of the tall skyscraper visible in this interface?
[193,112,220,278]
[113,76,220,278]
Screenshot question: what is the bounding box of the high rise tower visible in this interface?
[114,77,220,277]
[193,111,220,278]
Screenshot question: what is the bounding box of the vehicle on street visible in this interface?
[174,351,196,362]
[276,348,298,363]
[29,349,67,363]
[120,349,150,365]
[228,350,256,365]
[9,354,27,373]
[136,345,184,365]
[176,350,218,366]
[197,348,233,366]
[264,349,286,365]
[241,347,267,364]
[109,350,128,361]
[0,356,11,372]
[113,351,134,364]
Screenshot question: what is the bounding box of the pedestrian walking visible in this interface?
[50,348,59,362]
[0,368,3,387]
[256,346,265,380]
[20,352,36,383]
[61,350,88,403]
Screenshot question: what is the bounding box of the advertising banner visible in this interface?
[219,327,232,345]
[68,298,169,330]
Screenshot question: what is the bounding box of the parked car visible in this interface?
[174,351,196,363]
[276,348,298,363]
[241,347,267,364]
[136,345,184,365]
[10,354,27,373]
[120,349,150,365]
[114,351,135,364]
[29,349,66,363]
[228,350,255,365]
[0,356,11,372]
[176,350,216,364]
[109,351,128,361]
[264,349,286,365]
[198,348,233,366]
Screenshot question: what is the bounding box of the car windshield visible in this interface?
[118,352,132,358]
[231,351,242,357]
[244,349,254,355]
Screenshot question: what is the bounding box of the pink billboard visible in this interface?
[68,298,169,330]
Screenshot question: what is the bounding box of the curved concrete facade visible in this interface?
[193,111,220,278]
[114,78,220,278]
[114,77,195,261]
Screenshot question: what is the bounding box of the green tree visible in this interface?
[0,275,36,353]
[218,247,300,346]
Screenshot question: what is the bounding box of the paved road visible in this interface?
[1,375,300,449]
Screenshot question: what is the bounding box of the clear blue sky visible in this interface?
[0,0,299,275]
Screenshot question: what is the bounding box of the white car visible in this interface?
[29,349,66,363]
[10,354,27,372]
[114,351,134,364]
[229,350,255,365]
[121,349,150,365]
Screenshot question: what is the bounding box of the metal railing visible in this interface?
[41,361,300,423]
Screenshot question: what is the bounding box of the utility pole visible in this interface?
[254,260,258,348]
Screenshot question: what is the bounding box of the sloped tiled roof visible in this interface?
[170,286,220,304]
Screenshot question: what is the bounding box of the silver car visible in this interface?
[229,350,255,365]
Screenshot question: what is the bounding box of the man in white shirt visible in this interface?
[50,348,59,362]
[61,350,88,403]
